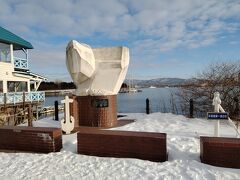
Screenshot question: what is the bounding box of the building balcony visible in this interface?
[14,57,29,70]
[0,91,45,105]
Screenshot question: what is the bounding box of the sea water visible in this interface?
[44,87,181,114]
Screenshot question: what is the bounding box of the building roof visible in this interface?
[0,26,33,50]
[13,71,47,81]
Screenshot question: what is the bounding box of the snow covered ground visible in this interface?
[0,113,239,179]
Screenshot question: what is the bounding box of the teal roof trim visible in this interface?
[0,26,33,50]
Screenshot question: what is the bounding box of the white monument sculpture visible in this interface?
[65,40,130,127]
[61,96,74,134]
[66,40,129,96]
[212,92,221,113]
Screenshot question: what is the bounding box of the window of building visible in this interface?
[0,81,3,92]
[7,81,27,92]
[0,43,11,62]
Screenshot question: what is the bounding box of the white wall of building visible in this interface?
[0,58,30,93]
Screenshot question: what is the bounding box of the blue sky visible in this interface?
[1,0,240,81]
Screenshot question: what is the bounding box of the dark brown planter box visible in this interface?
[200,136,240,168]
[77,128,167,162]
[0,126,62,153]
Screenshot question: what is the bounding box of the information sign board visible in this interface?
[207,112,229,120]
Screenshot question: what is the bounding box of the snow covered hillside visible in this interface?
[0,113,239,179]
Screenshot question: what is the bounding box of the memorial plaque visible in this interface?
[91,99,108,108]
[207,112,229,120]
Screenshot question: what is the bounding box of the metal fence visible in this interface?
[0,91,45,105]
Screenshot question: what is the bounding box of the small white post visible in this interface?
[215,120,220,137]
[26,49,28,61]
[27,80,30,92]
[61,96,74,134]
[34,82,37,91]
[212,92,221,137]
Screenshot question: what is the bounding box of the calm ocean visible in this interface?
[45,88,181,114]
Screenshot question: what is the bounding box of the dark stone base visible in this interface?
[70,95,117,128]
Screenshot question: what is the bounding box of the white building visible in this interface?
[0,26,46,105]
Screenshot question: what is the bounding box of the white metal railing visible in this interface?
[219,105,240,138]
[14,57,29,70]
[0,91,45,104]
[0,94,4,104]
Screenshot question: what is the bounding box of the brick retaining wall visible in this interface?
[200,136,240,168]
[78,128,167,162]
[0,126,62,153]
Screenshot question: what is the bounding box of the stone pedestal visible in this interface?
[70,95,117,128]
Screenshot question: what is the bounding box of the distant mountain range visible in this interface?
[125,78,196,87]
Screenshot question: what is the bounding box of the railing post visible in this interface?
[10,44,13,64]
[37,92,40,102]
[4,93,6,107]
[54,101,59,121]
[23,92,26,122]
[146,98,150,114]
[36,105,39,120]
[43,92,45,101]
[28,104,33,127]
[189,99,194,118]
[233,97,239,130]
[233,97,239,117]
[13,93,16,105]
[13,106,17,125]
[30,92,32,102]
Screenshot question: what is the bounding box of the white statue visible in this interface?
[212,92,221,112]
[61,96,74,134]
[66,40,129,96]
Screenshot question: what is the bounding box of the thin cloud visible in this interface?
[0,0,240,80]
